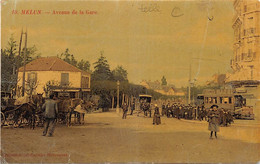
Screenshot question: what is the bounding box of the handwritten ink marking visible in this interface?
[208,16,214,21]
[171,7,184,17]
[138,4,161,13]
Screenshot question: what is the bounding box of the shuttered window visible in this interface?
[61,73,69,86]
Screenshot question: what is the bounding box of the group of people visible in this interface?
[161,102,234,127]
[122,100,161,125]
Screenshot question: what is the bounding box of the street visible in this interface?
[1,110,260,163]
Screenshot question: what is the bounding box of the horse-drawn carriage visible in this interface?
[55,97,96,126]
[1,94,44,128]
[1,92,97,128]
[139,94,152,117]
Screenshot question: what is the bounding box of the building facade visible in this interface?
[140,80,185,96]
[227,0,260,83]
[17,57,91,98]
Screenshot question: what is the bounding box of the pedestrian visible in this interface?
[42,94,58,137]
[176,105,181,119]
[130,101,135,115]
[153,104,161,125]
[122,102,128,119]
[208,105,220,139]
[162,103,166,116]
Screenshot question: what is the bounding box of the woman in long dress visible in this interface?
[153,104,161,125]
[208,105,220,139]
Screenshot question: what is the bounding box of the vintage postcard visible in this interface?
[1,0,260,163]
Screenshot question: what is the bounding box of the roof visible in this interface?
[18,57,90,74]
[139,94,152,98]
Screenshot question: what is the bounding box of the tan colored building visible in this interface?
[17,57,91,98]
[227,0,260,83]
[140,80,185,96]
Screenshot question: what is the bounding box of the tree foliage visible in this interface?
[91,52,113,81]
[112,65,128,82]
[161,76,167,86]
[1,35,40,92]
[58,48,90,72]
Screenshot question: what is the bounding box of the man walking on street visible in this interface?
[42,94,58,137]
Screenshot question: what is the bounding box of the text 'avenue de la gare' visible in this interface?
[12,9,98,15]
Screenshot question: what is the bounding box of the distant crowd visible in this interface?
[136,100,234,127]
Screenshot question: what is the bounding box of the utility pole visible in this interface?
[19,28,28,97]
[188,64,191,105]
[116,80,120,113]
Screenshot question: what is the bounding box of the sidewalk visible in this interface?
[178,117,260,128]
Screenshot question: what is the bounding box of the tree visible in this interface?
[161,76,167,86]
[77,59,90,72]
[91,52,113,81]
[58,48,77,66]
[112,65,128,82]
[1,35,41,93]
[58,48,91,71]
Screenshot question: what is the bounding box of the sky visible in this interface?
[1,0,235,87]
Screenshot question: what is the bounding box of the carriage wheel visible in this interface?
[13,115,23,128]
[57,113,66,124]
[1,112,5,126]
[6,113,15,126]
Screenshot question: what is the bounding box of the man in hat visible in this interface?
[130,101,135,115]
[161,103,166,116]
[42,94,58,137]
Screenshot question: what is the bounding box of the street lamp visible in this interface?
[116,80,120,113]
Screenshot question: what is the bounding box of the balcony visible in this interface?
[243,28,259,38]
[241,52,256,62]
[244,3,260,14]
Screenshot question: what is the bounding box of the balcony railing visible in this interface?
[241,52,256,62]
[244,3,260,13]
[243,28,259,37]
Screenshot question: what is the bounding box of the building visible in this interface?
[226,0,260,120]
[17,57,91,98]
[226,0,260,83]
[140,80,185,96]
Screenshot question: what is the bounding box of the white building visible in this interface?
[17,57,91,98]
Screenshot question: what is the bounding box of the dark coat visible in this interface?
[208,110,220,132]
[153,107,161,125]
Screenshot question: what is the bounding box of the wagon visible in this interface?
[1,94,45,128]
[139,94,152,117]
[1,101,37,128]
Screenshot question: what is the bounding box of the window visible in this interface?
[209,97,213,104]
[27,72,37,84]
[81,76,89,88]
[223,97,229,104]
[61,73,69,86]
[26,72,37,94]
[220,97,223,104]
[229,97,232,104]
[214,97,217,104]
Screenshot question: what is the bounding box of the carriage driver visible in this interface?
[42,94,58,137]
